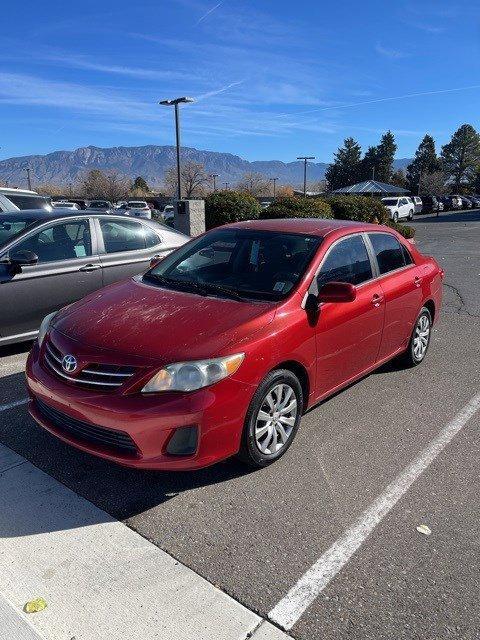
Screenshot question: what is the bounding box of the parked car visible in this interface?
[162,204,174,225]
[0,188,51,213]
[0,210,188,346]
[421,195,440,214]
[51,201,80,210]
[381,197,414,221]
[26,219,443,471]
[457,196,472,209]
[437,200,444,212]
[442,196,460,211]
[124,200,152,219]
[467,196,480,208]
[89,200,114,213]
[412,196,423,214]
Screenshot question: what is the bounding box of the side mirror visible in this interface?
[318,281,356,303]
[10,250,39,266]
[149,255,163,268]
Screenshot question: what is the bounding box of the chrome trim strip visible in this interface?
[82,369,133,378]
[44,353,122,387]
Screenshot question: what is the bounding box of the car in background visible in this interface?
[51,201,80,210]
[162,204,174,225]
[412,196,423,214]
[442,196,460,211]
[88,200,114,213]
[467,196,480,208]
[381,197,414,222]
[0,188,52,213]
[456,196,472,209]
[0,210,189,346]
[124,200,152,219]
[421,196,440,214]
[25,218,443,471]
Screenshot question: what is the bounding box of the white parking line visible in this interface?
[269,390,480,630]
[0,398,28,412]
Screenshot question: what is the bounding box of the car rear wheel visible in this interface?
[407,209,414,220]
[393,211,399,223]
[237,369,303,468]
[399,307,432,367]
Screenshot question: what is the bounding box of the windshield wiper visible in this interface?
[145,273,246,301]
[196,282,248,301]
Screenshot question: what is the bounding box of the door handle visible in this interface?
[79,263,101,272]
[414,276,422,287]
[372,293,383,307]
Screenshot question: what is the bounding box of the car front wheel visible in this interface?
[237,369,303,468]
[399,307,432,367]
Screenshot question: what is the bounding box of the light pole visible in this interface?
[224,182,229,190]
[210,173,219,192]
[297,156,315,197]
[270,177,278,197]
[23,165,33,190]
[159,97,194,200]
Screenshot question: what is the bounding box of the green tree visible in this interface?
[360,146,379,181]
[406,135,442,194]
[375,131,397,182]
[391,169,408,190]
[441,124,480,191]
[132,176,150,192]
[325,137,362,191]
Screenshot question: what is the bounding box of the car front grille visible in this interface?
[35,398,138,456]
[44,338,139,391]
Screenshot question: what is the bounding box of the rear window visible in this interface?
[382,199,398,206]
[369,233,408,274]
[5,194,50,211]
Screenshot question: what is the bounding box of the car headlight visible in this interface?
[142,353,245,393]
[37,312,57,347]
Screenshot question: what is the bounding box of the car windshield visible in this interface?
[382,199,398,206]
[0,218,39,246]
[129,202,146,207]
[145,228,322,301]
[90,202,109,208]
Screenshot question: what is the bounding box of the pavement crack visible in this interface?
[443,281,480,318]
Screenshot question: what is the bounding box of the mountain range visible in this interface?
[0,145,412,190]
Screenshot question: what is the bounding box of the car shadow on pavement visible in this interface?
[0,372,255,534]
[412,210,480,224]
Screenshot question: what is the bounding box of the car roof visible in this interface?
[224,217,385,237]
[0,208,161,226]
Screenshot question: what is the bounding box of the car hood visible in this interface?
[53,277,276,363]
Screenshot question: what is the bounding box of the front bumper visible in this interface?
[26,342,255,470]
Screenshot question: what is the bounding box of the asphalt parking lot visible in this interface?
[1,209,479,640]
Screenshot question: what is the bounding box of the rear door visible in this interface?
[96,217,168,285]
[366,232,422,360]
[313,233,385,396]
[0,217,102,340]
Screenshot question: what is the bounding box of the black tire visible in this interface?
[408,210,414,220]
[398,307,432,368]
[237,369,303,468]
[393,212,399,223]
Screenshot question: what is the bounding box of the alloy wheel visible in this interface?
[413,314,430,361]
[254,383,298,454]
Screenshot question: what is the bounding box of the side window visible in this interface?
[401,243,413,266]
[317,235,373,289]
[369,233,406,274]
[13,220,92,263]
[99,219,148,253]
[144,226,162,248]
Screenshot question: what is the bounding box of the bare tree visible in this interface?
[236,172,270,197]
[77,170,130,201]
[163,162,209,198]
[34,183,64,196]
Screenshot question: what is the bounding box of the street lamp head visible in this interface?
[297,156,316,161]
[159,97,195,106]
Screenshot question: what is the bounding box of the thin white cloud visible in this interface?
[195,80,244,100]
[196,1,224,25]
[375,43,409,59]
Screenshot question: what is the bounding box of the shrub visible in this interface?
[261,195,332,219]
[205,190,261,229]
[327,195,389,224]
[387,221,416,239]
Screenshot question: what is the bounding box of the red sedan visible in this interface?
[26,219,443,470]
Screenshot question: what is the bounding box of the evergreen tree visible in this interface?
[441,124,480,191]
[325,137,362,190]
[406,135,442,194]
[132,176,150,192]
[375,131,397,182]
[359,146,379,181]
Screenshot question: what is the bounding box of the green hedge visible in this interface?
[205,190,261,229]
[327,195,389,224]
[386,221,416,238]
[261,195,332,219]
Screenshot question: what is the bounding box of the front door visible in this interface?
[313,234,385,398]
[0,218,102,341]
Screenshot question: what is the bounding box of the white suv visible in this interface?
[0,187,51,212]
[381,197,414,222]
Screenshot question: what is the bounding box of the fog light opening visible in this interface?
[166,425,198,456]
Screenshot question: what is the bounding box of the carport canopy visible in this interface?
[332,180,409,195]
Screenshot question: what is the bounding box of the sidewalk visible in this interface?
[0,444,289,640]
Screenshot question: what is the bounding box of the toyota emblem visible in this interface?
[62,354,78,373]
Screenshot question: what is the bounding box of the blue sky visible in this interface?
[1,0,479,162]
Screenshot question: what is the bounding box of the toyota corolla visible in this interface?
[26,219,443,470]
